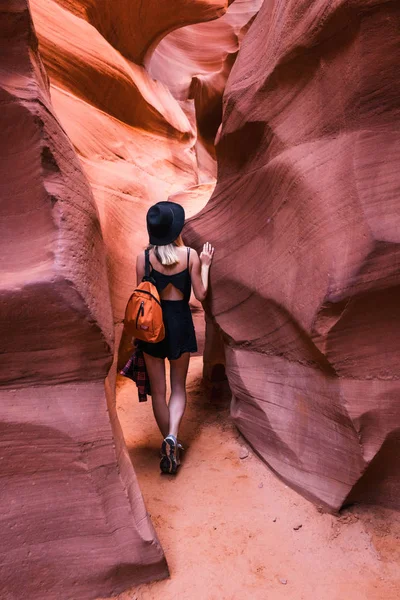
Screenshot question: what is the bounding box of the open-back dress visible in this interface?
[138,247,197,360]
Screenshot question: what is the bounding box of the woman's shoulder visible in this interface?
[183,245,198,255]
[177,245,198,257]
[185,246,200,266]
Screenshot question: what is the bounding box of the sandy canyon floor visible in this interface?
[102,356,400,600]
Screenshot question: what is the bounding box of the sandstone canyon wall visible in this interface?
[186,0,400,512]
[28,0,261,367]
[1,0,262,598]
[28,0,258,322]
[0,2,167,598]
[5,1,398,598]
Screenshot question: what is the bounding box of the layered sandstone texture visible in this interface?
[186,0,400,512]
[0,2,167,599]
[29,0,260,324]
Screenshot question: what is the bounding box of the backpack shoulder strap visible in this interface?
[187,247,190,268]
[144,248,150,280]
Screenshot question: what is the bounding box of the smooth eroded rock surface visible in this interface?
[3,0,262,596]
[0,2,167,598]
[30,0,261,325]
[185,0,400,511]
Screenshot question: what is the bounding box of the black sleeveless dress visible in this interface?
[139,247,198,360]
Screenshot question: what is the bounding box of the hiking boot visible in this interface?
[160,435,180,474]
[159,440,184,457]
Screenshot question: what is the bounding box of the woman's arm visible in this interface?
[190,242,214,302]
[136,252,145,286]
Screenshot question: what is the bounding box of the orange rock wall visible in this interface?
[186,0,400,511]
[0,2,167,598]
[2,0,261,597]
[28,0,261,324]
[29,0,260,368]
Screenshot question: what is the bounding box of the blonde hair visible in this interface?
[149,235,184,266]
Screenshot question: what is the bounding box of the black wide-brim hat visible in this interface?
[146,201,185,246]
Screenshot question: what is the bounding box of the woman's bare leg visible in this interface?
[168,352,190,439]
[143,352,169,438]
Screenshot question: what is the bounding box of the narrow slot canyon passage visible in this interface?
[3,0,399,597]
[102,356,400,600]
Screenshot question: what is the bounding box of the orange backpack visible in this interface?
[124,249,165,343]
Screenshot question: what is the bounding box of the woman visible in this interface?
[136,201,214,474]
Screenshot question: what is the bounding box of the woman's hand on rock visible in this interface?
[200,242,214,267]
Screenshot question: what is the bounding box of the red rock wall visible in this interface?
[28,0,260,376]
[0,2,167,598]
[186,0,400,511]
[2,0,263,597]
[29,0,260,324]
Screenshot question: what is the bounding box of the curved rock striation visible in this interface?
[53,0,234,65]
[30,0,212,322]
[186,0,400,511]
[148,0,262,179]
[0,2,167,598]
[29,0,261,325]
[3,0,262,596]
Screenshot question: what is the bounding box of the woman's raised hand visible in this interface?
[200,242,214,267]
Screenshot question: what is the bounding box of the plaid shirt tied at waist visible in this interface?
[119,343,151,402]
